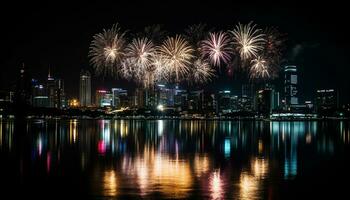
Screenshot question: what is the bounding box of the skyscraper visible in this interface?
[284,65,298,109]
[79,70,92,107]
[47,68,56,108]
[111,88,128,108]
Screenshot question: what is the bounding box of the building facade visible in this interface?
[79,70,92,107]
[284,65,298,109]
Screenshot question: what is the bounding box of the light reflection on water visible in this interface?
[0,119,349,199]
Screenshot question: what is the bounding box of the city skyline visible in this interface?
[0,2,349,104]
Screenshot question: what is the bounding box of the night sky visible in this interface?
[1,2,349,104]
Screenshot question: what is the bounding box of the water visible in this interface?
[0,119,349,199]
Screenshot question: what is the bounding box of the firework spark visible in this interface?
[191,59,216,84]
[231,22,265,60]
[125,37,156,71]
[159,35,194,82]
[201,32,232,67]
[89,24,126,76]
[249,56,270,79]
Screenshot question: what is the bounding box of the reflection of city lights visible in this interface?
[37,136,43,156]
[153,154,192,198]
[98,140,106,155]
[0,120,2,147]
[239,173,258,200]
[306,133,312,144]
[136,159,149,195]
[252,158,268,179]
[224,138,231,158]
[120,120,128,137]
[210,170,223,200]
[158,120,164,136]
[103,170,117,196]
[258,139,263,154]
[69,120,78,144]
[194,154,209,177]
[47,152,51,173]
[157,104,164,111]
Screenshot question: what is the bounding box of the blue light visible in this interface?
[224,138,231,158]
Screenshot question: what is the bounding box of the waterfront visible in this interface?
[0,119,349,199]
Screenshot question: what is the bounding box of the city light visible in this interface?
[157,104,164,111]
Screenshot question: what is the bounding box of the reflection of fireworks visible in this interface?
[159,35,194,82]
[191,59,215,84]
[201,32,232,67]
[231,22,265,60]
[250,56,270,79]
[89,24,126,76]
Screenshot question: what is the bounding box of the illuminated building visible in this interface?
[14,63,32,106]
[155,84,175,107]
[217,90,237,114]
[46,68,66,109]
[188,90,204,111]
[96,90,112,107]
[0,91,14,103]
[31,79,49,107]
[256,85,280,115]
[203,93,216,112]
[240,84,255,111]
[47,68,56,108]
[174,87,188,111]
[111,88,128,108]
[55,78,66,108]
[284,65,298,109]
[135,88,146,108]
[316,89,338,112]
[79,70,92,107]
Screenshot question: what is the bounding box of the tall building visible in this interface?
[256,85,280,115]
[217,90,237,114]
[14,63,32,106]
[31,79,49,107]
[256,89,273,115]
[55,78,66,108]
[174,88,187,111]
[46,68,66,109]
[79,70,92,107]
[95,90,107,107]
[47,68,56,108]
[111,88,128,108]
[284,65,298,109]
[240,84,255,111]
[188,90,204,111]
[155,84,175,107]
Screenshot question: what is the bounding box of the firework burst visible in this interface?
[201,32,232,67]
[249,56,270,79]
[191,59,216,84]
[231,22,265,61]
[89,24,126,76]
[159,35,194,82]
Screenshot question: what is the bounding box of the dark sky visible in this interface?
[1,1,349,104]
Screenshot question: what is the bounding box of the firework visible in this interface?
[249,56,270,79]
[89,24,126,76]
[201,32,232,67]
[231,22,265,60]
[125,37,156,71]
[191,59,216,84]
[159,35,194,82]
